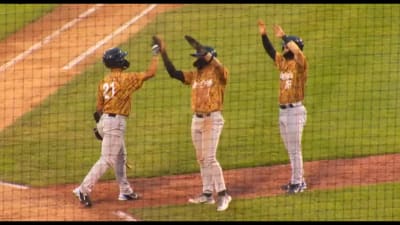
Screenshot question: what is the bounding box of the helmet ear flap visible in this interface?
[121,59,130,70]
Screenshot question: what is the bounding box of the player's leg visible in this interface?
[79,135,119,193]
[73,116,111,206]
[279,109,290,152]
[203,112,231,211]
[279,109,293,184]
[115,138,137,198]
[79,117,122,194]
[75,130,115,207]
[285,106,307,190]
[203,112,226,193]
[189,115,214,204]
[107,117,136,200]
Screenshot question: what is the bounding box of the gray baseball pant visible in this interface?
[79,114,133,196]
[279,105,307,185]
[191,111,227,194]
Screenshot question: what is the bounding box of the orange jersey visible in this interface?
[183,63,228,113]
[275,52,307,104]
[96,71,145,116]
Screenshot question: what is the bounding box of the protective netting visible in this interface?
[0,4,399,221]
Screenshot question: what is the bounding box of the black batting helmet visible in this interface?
[282,35,304,50]
[103,47,130,69]
[191,46,217,58]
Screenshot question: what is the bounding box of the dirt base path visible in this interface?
[0,153,399,221]
[0,4,398,221]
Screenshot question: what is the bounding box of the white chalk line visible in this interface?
[0,181,29,189]
[62,4,158,71]
[0,4,104,74]
[113,210,137,221]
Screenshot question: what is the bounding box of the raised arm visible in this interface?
[274,24,306,67]
[142,55,159,81]
[258,19,276,60]
[153,35,185,83]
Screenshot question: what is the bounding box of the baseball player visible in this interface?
[72,41,160,207]
[257,19,308,194]
[153,35,232,211]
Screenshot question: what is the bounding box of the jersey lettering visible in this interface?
[103,82,116,100]
[280,72,293,90]
[192,79,213,89]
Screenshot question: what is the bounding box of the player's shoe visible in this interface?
[188,193,215,204]
[281,181,307,192]
[216,194,232,211]
[282,182,307,194]
[72,187,80,199]
[72,188,92,207]
[118,192,140,201]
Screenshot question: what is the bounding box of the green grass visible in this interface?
[0,4,57,40]
[0,4,399,185]
[130,182,400,221]
[0,5,399,220]
[0,3,399,221]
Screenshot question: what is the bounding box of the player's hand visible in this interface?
[273,24,285,38]
[257,19,266,35]
[152,35,165,53]
[152,44,160,55]
[151,36,161,55]
[93,127,103,141]
[93,111,102,123]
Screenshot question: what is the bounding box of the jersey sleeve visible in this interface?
[96,79,105,112]
[274,52,286,71]
[295,53,307,72]
[182,71,196,85]
[125,72,145,91]
[219,67,228,85]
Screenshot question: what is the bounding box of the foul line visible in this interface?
[0,181,29,189]
[113,210,137,221]
[0,4,104,74]
[62,4,158,71]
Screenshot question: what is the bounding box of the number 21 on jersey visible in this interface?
[103,82,116,100]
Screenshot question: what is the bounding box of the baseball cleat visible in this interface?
[188,193,215,204]
[73,188,92,207]
[281,181,307,192]
[79,191,92,207]
[118,192,140,201]
[283,182,307,194]
[72,187,80,199]
[216,194,232,211]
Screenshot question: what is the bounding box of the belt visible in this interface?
[107,113,116,117]
[195,112,211,118]
[279,102,302,109]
